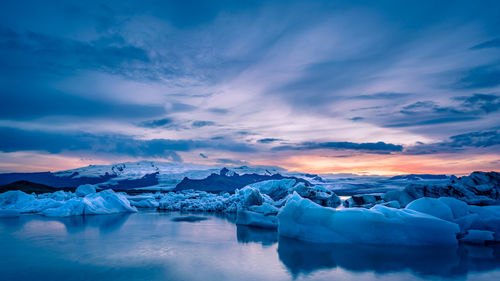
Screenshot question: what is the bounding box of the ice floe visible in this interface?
[278,193,460,245]
[0,189,137,217]
[383,171,500,207]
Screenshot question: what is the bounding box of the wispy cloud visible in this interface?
[272,141,403,153]
[470,38,500,50]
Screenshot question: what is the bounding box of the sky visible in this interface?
[0,0,499,175]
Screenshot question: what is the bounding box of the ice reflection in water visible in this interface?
[0,211,499,281]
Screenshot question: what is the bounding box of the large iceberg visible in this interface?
[75,184,97,197]
[383,171,500,207]
[234,179,341,229]
[405,197,500,244]
[278,193,460,245]
[83,189,137,215]
[0,189,137,217]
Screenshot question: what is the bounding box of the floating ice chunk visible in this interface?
[437,197,470,219]
[406,198,454,221]
[343,194,384,208]
[381,200,401,209]
[19,198,65,213]
[278,193,459,245]
[75,184,97,197]
[382,190,415,207]
[237,187,264,207]
[130,198,160,208]
[236,209,278,229]
[247,179,296,201]
[157,190,232,212]
[42,198,85,217]
[248,202,280,216]
[460,229,495,244]
[454,213,480,233]
[83,189,137,215]
[467,205,500,241]
[37,190,73,201]
[292,183,341,208]
[0,190,36,210]
[391,172,500,206]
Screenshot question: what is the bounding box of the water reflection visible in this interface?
[0,213,132,234]
[236,225,278,246]
[1,212,499,281]
[277,236,500,278]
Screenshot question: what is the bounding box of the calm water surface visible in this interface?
[1,211,499,281]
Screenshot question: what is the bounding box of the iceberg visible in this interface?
[383,171,500,207]
[0,189,137,217]
[75,184,97,197]
[459,229,495,244]
[83,190,137,215]
[232,179,341,229]
[236,209,279,229]
[41,198,85,217]
[343,194,384,208]
[278,193,460,245]
[0,190,36,210]
[406,197,454,221]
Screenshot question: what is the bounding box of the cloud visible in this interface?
[139,118,174,128]
[470,38,500,50]
[207,108,229,114]
[272,141,403,153]
[257,138,283,143]
[382,94,500,127]
[0,89,166,120]
[350,92,412,100]
[454,64,500,89]
[448,130,500,148]
[0,127,256,160]
[455,93,500,114]
[192,120,215,128]
[404,130,500,155]
[215,158,249,165]
[166,102,197,112]
[0,27,150,78]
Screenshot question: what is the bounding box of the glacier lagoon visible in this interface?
[1,211,499,281]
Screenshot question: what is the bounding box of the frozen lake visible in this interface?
[1,211,499,281]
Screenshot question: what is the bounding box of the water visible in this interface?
[1,211,499,281]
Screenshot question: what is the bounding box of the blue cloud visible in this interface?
[382,94,500,127]
[139,118,174,128]
[257,138,283,143]
[192,121,216,128]
[272,141,403,153]
[404,130,500,155]
[0,27,150,78]
[0,89,165,120]
[470,38,500,50]
[215,158,249,165]
[350,92,412,100]
[0,127,256,159]
[454,64,500,89]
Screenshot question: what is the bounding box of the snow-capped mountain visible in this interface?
[0,160,455,192]
[0,161,290,190]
